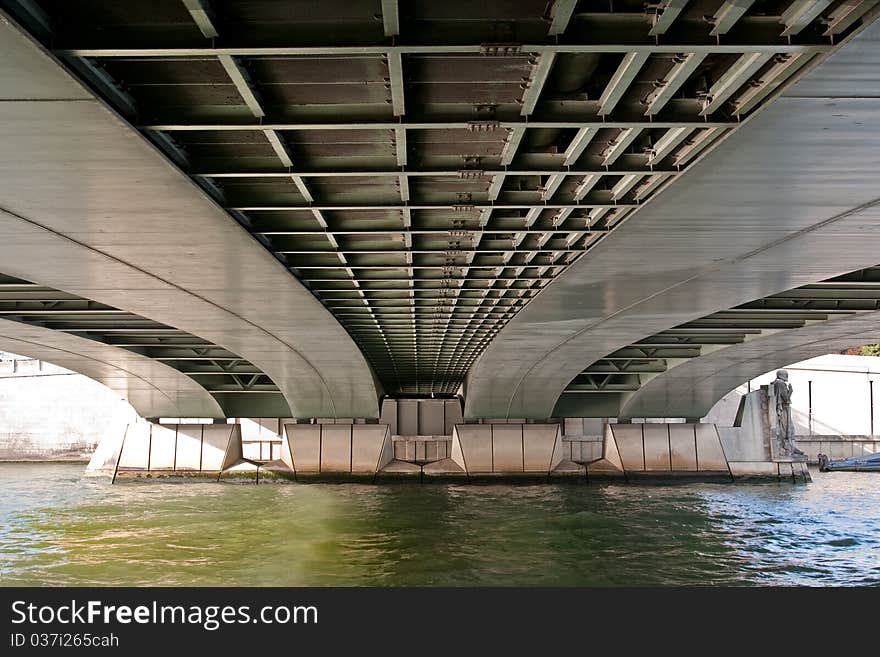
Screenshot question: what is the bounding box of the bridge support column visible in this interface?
[82,397,809,482]
[85,421,255,481]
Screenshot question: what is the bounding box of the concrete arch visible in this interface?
[0,15,380,418]
[617,311,880,421]
[0,319,223,419]
[464,19,880,420]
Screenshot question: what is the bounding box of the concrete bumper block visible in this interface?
[643,424,671,472]
[287,424,321,473]
[524,424,562,472]
[148,423,177,471]
[352,425,392,473]
[285,423,392,478]
[610,424,645,471]
[492,424,523,473]
[175,425,203,471]
[669,424,698,471]
[93,422,242,479]
[695,424,728,472]
[450,423,563,475]
[117,422,150,471]
[452,424,492,473]
[206,424,242,472]
[321,424,352,473]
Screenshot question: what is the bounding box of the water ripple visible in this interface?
[1,464,879,586]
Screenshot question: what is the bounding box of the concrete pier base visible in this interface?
[86,422,248,481]
[85,399,808,483]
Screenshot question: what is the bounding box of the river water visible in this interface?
[1,463,878,586]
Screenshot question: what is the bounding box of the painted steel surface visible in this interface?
[0,15,379,418]
[618,311,880,420]
[0,318,223,418]
[465,20,880,420]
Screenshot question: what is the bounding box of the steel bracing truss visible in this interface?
[0,275,287,414]
[3,0,876,396]
[565,266,880,396]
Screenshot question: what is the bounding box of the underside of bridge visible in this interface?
[555,265,880,418]
[1,0,879,425]
[0,274,289,417]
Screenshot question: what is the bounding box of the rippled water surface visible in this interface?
[1,463,878,586]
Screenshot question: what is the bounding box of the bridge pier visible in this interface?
[85,395,808,483]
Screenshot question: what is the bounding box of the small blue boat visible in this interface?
[818,452,880,472]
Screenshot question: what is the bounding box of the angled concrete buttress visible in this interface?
[618,310,880,421]
[464,18,880,420]
[0,318,223,418]
[0,12,380,419]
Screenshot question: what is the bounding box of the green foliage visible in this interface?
[860,344,880,357]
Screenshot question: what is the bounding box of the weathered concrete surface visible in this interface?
[284,423,392,477]
[464,19,880,421]
[380,398,463,436]
[0,12,380,419]
[86,422,244,478]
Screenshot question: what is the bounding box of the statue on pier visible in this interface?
[773,370,805,458]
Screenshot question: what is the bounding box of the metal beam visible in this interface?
[730,54,811,116]
[633,173,672,200]
[200,168,677,178]
[710,0,756,35]
[644,53,705,116]
[259,230,610,239]
[520,53,556,116]
[59,44,831,58]
[700,52,773,116]
[263,130,293,167]
[181,0,218,39]
[649,1,689,36]
[562,128,597,165]
[547,0,579,36]
[145,120,737,132]
[780,0,834,36]
[611,175,642,200]
[648,127,692,163]
[598,52,650,116]
[234,203,637,211]
[601,128,640,166]
[541,174,566,200]
[387,51,405,116]
[381,0,400,37]
[217,55,264,117]
[671,127,723,166]
[822,1,879,36]
[573,174,601,201]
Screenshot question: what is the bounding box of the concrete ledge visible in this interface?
[729,460,811,482]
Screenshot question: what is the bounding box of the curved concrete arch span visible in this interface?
[464,18,880,420]
[0,14,380,418]
[0,319,223,419]
[617,311,880,421]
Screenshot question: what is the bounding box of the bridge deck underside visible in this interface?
[558,267,880,418]
[0,275,290,417]
[9,0,871,397]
